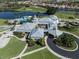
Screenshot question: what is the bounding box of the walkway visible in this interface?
[11,47,46,59]
[0,30,13,48]
[19,44,28,56]
[13,35,26,41]
[46,33,79,59]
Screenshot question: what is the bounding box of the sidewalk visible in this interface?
[19,44,28,56]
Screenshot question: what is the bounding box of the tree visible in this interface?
[46,7,58,15]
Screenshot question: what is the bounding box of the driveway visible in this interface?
[47,34,79,59]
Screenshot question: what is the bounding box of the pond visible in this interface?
[0,12,48,19]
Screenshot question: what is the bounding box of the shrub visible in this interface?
[13,32,25,38]
[54,33,76,47]
[68,16,75,19]
[28,38,35,47]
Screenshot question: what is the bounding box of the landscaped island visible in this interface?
[53,33,77,51]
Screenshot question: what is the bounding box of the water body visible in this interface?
[0,12,48,19]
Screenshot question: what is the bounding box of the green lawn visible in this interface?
[16,6,47,13]
[67,27,79,36]
[0,36,26,59]
[59,27,79,36]
[22,49,59,59]
[55,11,79,19]
[0,19,7,25]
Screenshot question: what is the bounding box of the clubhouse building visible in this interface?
[14,15,62,40]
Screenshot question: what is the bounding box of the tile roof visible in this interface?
[30,28,44,39]
[15,23,37,32]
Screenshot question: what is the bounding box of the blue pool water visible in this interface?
[0,12,48,19]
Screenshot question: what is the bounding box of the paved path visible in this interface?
[19,44,28,56]
[11,44,28,59]
[11,47,46,59]
[46,33,79,59]
[13,35,26,41]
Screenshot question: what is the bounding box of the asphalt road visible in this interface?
[47,34,79,59]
